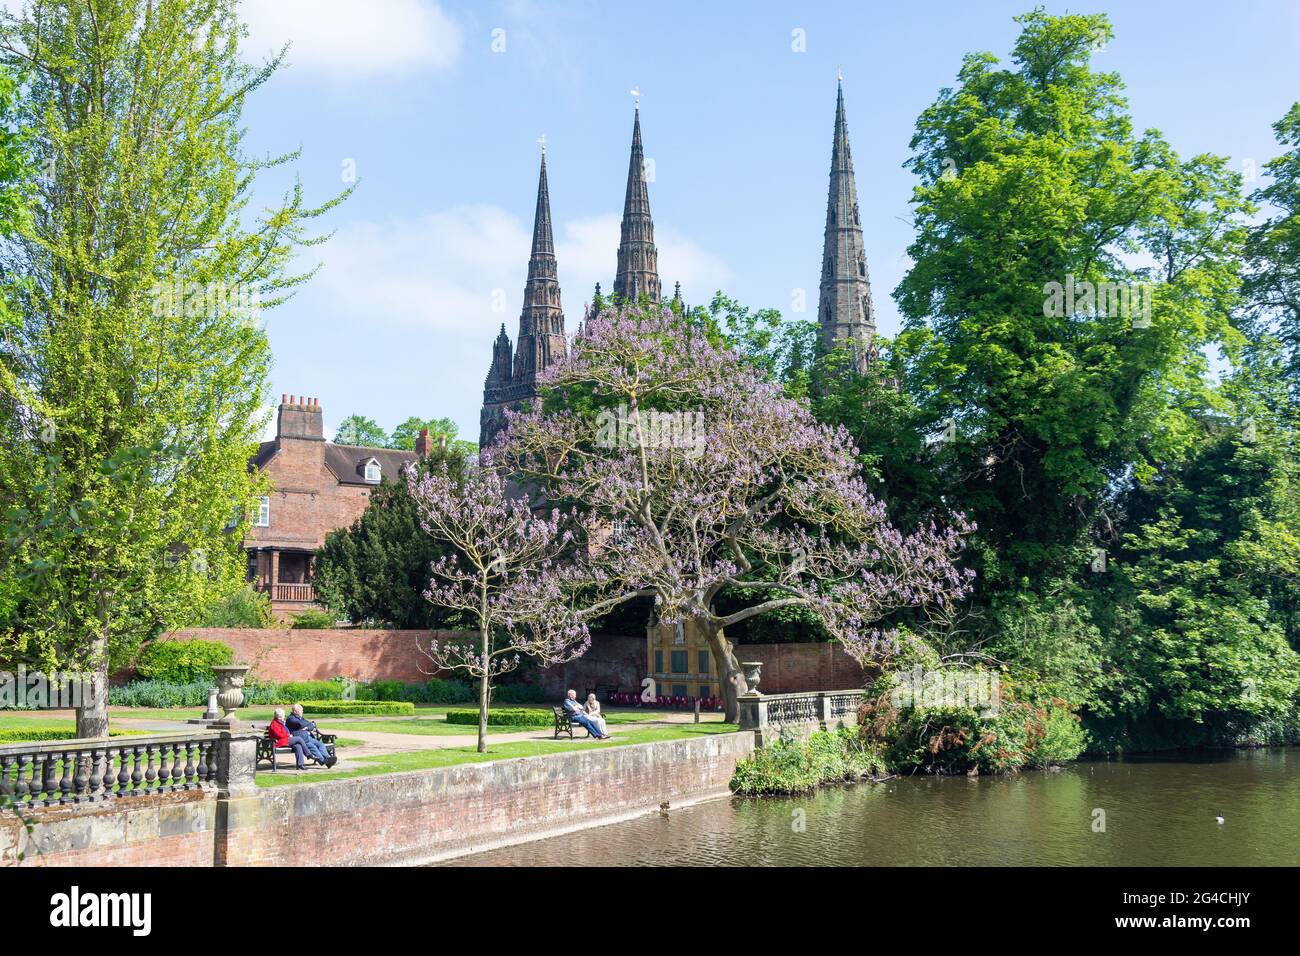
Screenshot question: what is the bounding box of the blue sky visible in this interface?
[237,0,1300,443]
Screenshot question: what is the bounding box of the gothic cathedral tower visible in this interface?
[613,106,661,305]
[480,149,567,450]
[817,79,876,372]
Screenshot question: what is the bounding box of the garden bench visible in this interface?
[552,705,591,740]
[250,723,338,771]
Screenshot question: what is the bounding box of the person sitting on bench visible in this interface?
[563,689,610,739]
[286,703,337,768]
[267,709,312,770]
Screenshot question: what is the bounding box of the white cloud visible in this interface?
[241,0,462,77]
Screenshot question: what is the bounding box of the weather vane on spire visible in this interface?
[537,133,546,155]
[630,86,640,108]
[837,68,843,82]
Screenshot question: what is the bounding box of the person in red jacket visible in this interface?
[267,708,312,770]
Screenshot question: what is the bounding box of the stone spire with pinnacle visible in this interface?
[613,105,661,305]
[481,145,567,449]
[817,78,875,372]
[513,149,566,383]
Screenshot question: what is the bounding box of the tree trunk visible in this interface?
[76,629,110,738]
[698,618,747,724]
[477,624,490,753]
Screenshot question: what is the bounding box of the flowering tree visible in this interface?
[407,462,590,752]
[499,304,976,722]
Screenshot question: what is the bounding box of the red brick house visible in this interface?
[246,395,433,618]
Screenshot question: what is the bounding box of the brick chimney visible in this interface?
[415,427,432,457]
[276,394,324,442]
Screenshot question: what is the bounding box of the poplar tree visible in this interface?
[0,0,345,736]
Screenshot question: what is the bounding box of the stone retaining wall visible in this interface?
[2,731,755,867]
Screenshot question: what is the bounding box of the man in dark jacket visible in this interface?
[286,703,337,767]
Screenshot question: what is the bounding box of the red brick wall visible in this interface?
[162,628,443,683]
[162,629,870,692]
[730,642,870,693]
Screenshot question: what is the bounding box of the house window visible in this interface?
[364,460,381,483]
[670,650,688,674]
[255,496,270,527]
[698,649,710,675]
[699,685,711,699]
[671,684,688,698]
[654,650,663,674]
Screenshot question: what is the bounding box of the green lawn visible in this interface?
[256,722,740,787]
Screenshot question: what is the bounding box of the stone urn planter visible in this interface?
[211,664,251,727]
[740,661,763,696]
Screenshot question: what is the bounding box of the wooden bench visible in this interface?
[553,705,591,740]
[251,724,338,771]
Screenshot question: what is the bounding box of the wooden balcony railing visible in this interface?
[271,583,314,603]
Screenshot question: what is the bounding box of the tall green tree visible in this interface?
[388,415,476,455]
[333,414,388,448]
[894,9,1249,593]
[1242,102,1300,406]
[0,0,346,736]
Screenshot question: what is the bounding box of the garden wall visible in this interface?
[160,629,870,694]
[3,731,755,866]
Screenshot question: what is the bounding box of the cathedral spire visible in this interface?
[817,78,875,372]
[614,106,661,305]
[513,149,566,384]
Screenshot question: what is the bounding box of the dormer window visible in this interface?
[361,458,381,483]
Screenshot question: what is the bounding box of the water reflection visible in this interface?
[444,749,1299,866]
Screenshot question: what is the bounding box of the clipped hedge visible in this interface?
[134,639,233,684]
[444,707,552,727]
[300,700,414,716]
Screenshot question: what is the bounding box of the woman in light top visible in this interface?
[585,694,609,736]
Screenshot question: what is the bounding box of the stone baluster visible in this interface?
[0,753,13,801]
[130,745,145,795]
[182,741,197,789]
[58,750,74,804]
[40,752,57,804]
[147,743,161,793]
[103,746,118,798]
[15,754,31,806]
[168,742,183,790]
[73,752,90,803]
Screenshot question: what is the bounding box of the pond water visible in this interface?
[445,749,1300,866]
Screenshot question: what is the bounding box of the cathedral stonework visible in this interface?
[480,83,875,449]
[817,79,876,372]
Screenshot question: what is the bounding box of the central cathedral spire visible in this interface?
[513,149,566,382]
[480,147,567,449]
[613,106,661,304]
[817,78,876,371]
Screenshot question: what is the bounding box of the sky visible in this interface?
[235,0,1300,443]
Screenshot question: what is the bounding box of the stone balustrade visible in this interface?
[0,731,258,809]
[737,689,866,745]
